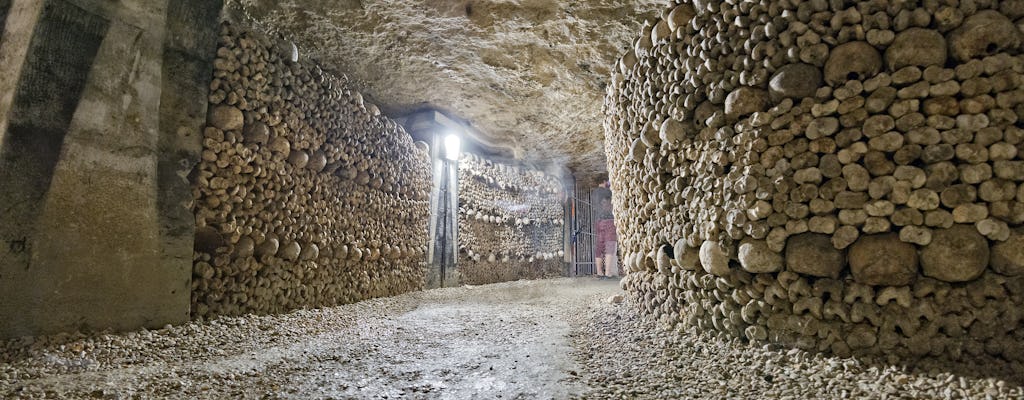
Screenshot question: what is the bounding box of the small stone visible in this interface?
[891,208,924,226]
[738,239,783,273]
[268,136,291,156]
[899,225,932,246]
[659,118,687,144]
[868,132,904,152]
[699,240,731,277]
[868,176,896,199]
[991,228,1024,276]
[766,228,788,252]
[891,66,923,86]
[934,6,964,32]
[809,198,835,215]
[209,105,244,131]
[835,191,869,209]
[794,168,823,184]
[920,224,989,282]
[862,217,891,234]
[846,325,878,349]
[901,81,933,99]
[921,97,959,119]
[786,233,845,279]
[849,233,919,286]
[940,184,977,208]
[924,210,955,228]
[906,189,940,211]
[893,166,926,188]
[887,28,946,71]
[888,99,919,118]
[769,63,823,101]
[808,216,837,234]
[960,163,993,184]
[674,239,700,271]
[243,121,270,144]
[989,201,1024,225]
[979,179,1016,202]
[862,115,894,138]
[929,81,960,97]
[745,325,768,341]
[666,4,696,31]
[807,117,840,139]
[956,114,990,132]
[865,200,895,217]
[866,87,896,113]
[953,203,989,223]
[630,138,646,162]
[976,218,1011,241]
[893,145,922,166]
[990,142,1019,161]
[838,209,868,226]
[725,87,770,119]
[890,181,913,205]
[994,161,1024,181]
[832,225,860,249]
[842,164,870,191]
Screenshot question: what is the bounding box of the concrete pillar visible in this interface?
[0,0,221,338]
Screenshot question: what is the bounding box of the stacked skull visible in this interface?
[457,154,565,284]
[191,22,432,318]
[605,0,1024,360]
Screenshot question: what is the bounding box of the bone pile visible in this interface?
[191,22,432,318]
[605,0,1024,360]
[457,154,566,284]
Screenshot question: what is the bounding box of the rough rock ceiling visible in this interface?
[233,0,666,178]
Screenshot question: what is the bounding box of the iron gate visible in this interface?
[570,181,595,276]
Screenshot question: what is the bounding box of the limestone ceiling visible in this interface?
[232,0,666,178]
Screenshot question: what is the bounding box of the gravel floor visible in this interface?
[570,284,1024,400]
[2,277,1023,399]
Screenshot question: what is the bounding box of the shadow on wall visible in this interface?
[0,0,222,339]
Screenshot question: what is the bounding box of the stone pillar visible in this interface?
[0,0,221,338]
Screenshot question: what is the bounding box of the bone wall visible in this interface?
[457,154,565,285]
[605,0,1024,360]
[191,21,432,318]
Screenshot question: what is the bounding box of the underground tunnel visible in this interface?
[2,0,1024,398]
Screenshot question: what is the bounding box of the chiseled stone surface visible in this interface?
[0,0,221,339]
[234,0,665,178]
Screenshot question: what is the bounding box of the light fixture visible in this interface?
[444,133,461,161]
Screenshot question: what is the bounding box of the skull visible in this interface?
[824,41,882,86]
[947,10,1023,62]
[885,28,948,71]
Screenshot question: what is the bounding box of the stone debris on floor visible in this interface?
[1,278,1022,399]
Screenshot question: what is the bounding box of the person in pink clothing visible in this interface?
[593,182,618,278]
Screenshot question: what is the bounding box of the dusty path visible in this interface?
[0,278,620,399]
[6,277,1024,399]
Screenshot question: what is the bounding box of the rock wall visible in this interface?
[191,21,431,318]
[0,0,221,339]
[457,154,565,285]
[605,1,1024,360]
